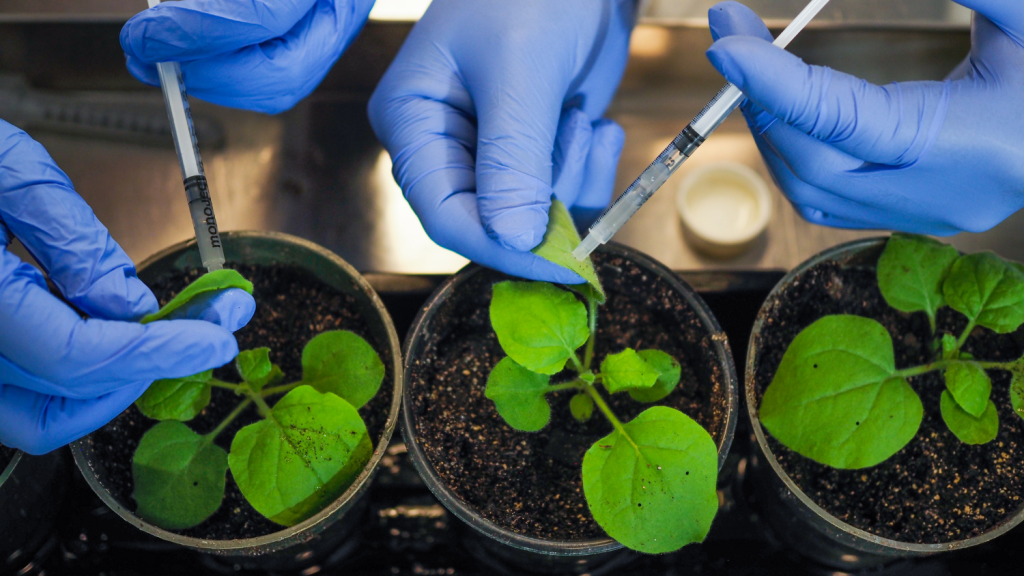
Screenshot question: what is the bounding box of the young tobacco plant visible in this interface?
[129,270,385,530]
[483,200,719,554]
[761,234,1024,470]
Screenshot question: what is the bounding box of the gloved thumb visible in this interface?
[163,287,255,333]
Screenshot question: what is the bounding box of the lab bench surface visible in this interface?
[9,270,1024,576]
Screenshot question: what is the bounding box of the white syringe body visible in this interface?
[149,0,225,272]
[573,0,832,261]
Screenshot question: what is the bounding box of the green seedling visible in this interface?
[483,200,719,554]
[761,234,1024,470]
[130,272,384,530]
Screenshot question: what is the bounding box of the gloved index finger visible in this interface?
[121,0,318,63]
[706,35,949,167]
[0,121,156,321]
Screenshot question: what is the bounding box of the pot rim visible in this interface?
[400,242,739,556]
[0,450,23,486]
[71,230,405,554]
[745,236,1024,553]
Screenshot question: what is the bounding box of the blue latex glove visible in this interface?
[120,0,375,114]
[706,1,1024,234]
[0,120,255,454]
[368,0,634,283]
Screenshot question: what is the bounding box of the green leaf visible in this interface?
[582,406,718,553]
[1012,360,1024,422]
[490,281,589,375]
[229,386,372,526]
[531,199,605,303]
[132,421,227,530]
[943,361,991,418]
[236,348,284,392]
[600,349,660,394]
[943,252,1024,334]
[141,269,253,324]
[941,334,958,360]
[760,315,923,469]
[300,330,385,410]
[484,357,552,432]
[136,370,214,421]
[629,350,682,403]
[940,391,998,445]
[570,392,594,422]
[877,234,958,326]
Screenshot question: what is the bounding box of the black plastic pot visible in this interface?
[70,231,404,570]
[745,238,1024,570]
[0,448,67,572]
[401,243,739,574]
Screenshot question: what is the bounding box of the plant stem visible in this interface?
[546,381,584,394]
[927,312,937,336]
[261,382,300,397]
[583,384,639,452]
[569,353,584,373]
[205,398,253,442]
[956,319,977,352]
[208,379,242,392]
[583,297,598,370]
[247,390,276,420]
[894,357,1021,380]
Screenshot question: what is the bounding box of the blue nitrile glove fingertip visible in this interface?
[495,229,542,252]
[709,2,773,42]
[164,288,256,333]
[706,39,747,88]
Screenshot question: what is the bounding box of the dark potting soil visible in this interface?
[0,445,16,472]
[752,247,1024,544]
[86,263,395,540]
[408,251,730,541]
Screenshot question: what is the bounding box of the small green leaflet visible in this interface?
[943,252,1024,334]
[877,234,958,328]
[236,348,284,392]
[485,357,552,432]
[629,350,682,403]
[760,315,923,469]
[300,330,385,409]
[570,392,595,422]
[132,421,227,530]
[943,361,991,418]
[531,199,606,304]
[490,281,589,375]
[600,349,660,394]
[136,370,214,421]
[229,386,371,526]
[941,333,958,360]
[940,391,998,445]
[582,406,718,554]
[1012,361,1024,422]
[141,269,253,324]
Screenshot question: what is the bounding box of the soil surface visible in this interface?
[408,251,731,541]
[87,263,395,540]
[0,445,16,472]
[751,247,1024,544]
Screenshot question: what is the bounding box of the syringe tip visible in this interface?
[573,234,602,261]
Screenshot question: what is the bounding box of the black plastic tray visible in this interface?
[9,271,1024,576]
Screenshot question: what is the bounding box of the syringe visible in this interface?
[573,0,832,261]
[148,0,225,272]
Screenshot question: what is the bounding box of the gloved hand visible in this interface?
[368,0,634,283]
[705,1,1024,234]
[120,0,376,114]
[0,120,255,455]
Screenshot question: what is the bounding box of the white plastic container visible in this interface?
[676,162,772,259]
